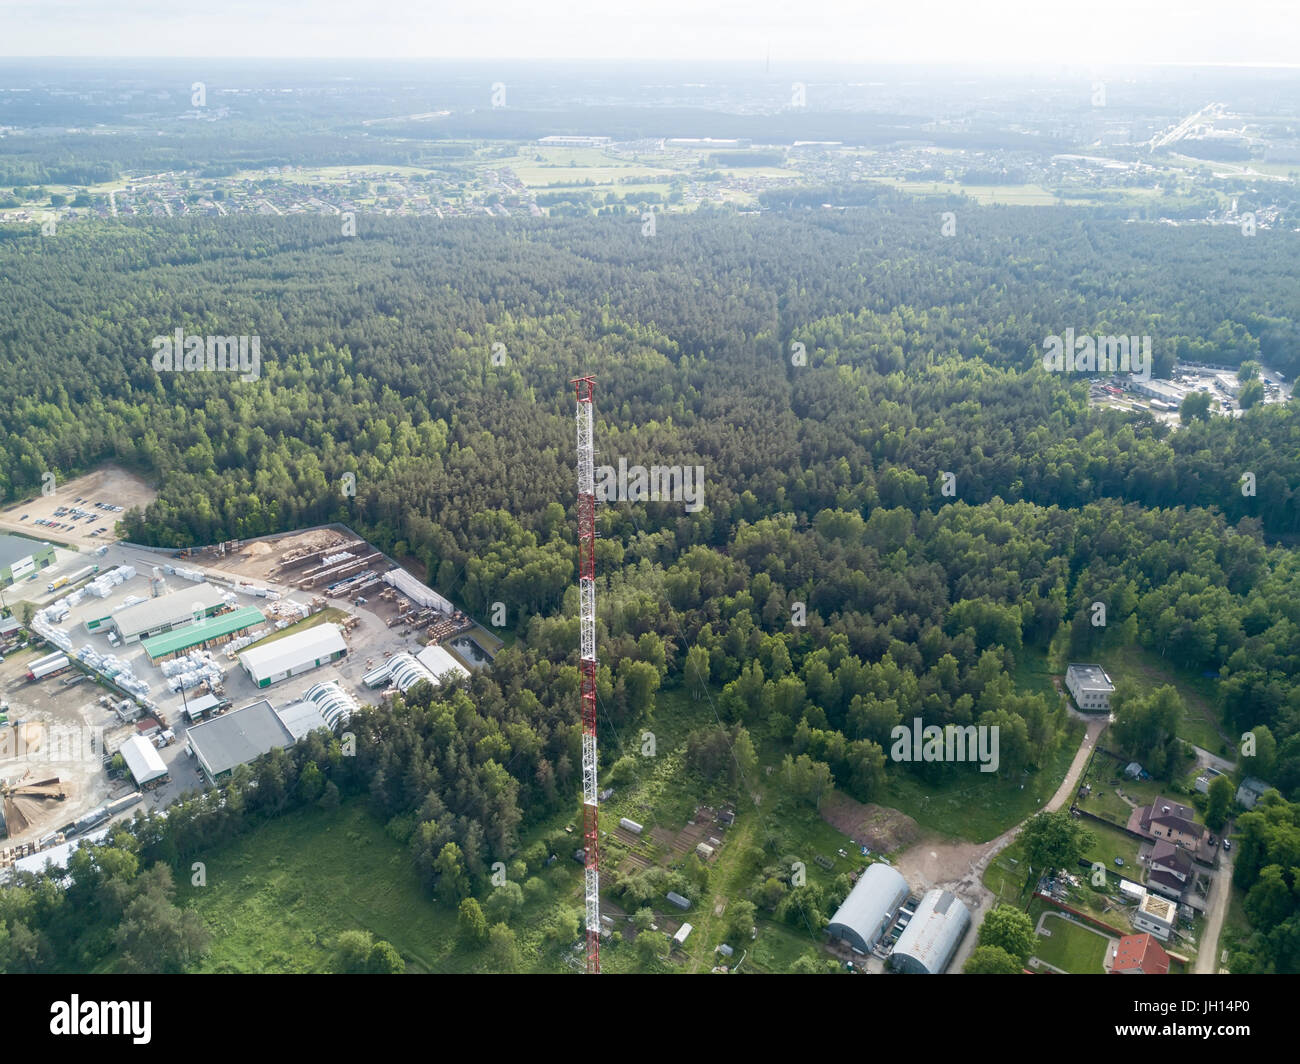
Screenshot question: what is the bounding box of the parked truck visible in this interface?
[27,653,71,681]
[48,564,98,593]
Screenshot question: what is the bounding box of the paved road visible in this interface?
[1195,847,1235,974]
[1190,743,1237,775]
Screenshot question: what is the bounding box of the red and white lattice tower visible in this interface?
[572,375,601,974]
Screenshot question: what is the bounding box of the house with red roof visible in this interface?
[1110,932,1171,975]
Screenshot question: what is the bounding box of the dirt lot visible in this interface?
[199,528,358,584]
[820,793,921,852]
[0,648,113,844]
[0,464,157,547]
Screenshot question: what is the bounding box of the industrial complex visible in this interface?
[0,522,498,861]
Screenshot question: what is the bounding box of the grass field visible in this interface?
[1032,912,1111,973]
[880,178,1064,205]
[1078,748,1189,830]
[1079,818,1144,874]
[175,800,593,973]
[880,715,1084,843]
[1105,645,1229,754]
[490,147,677,189]
[177,802,463,972]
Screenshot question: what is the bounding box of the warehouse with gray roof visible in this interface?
[890,888,970,974]
[0,534,56,589]
[106,583,227,644]
[826,862,910,953]
[186,698,297,782]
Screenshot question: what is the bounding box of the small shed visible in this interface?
[673,923,693,947]
[666,890,691,910]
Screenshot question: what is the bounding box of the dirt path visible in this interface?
[891,714,1109,973]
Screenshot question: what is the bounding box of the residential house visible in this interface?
[1236,777,1274,810]
[1146,840,1193,901]
[1129,796,1205,849]
[1111,932,1171,974]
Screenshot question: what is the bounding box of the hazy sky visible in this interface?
[2,0,1298,66]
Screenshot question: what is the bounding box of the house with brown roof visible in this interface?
[1129,795,1205,848]
[1111,932,1171,975]
[1146,840,1194,900]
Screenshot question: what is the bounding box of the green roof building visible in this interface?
[141,605,266,663]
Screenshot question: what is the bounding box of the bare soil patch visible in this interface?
[820,793,921,852]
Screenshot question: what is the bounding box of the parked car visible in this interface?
[1223,839,1231,851]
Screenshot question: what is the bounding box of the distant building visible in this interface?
[537,135,612,148]
[1236,777,1273,810]
[0,534,57,589]
[666,891,691,911]
[1131,379,1188,405]
[1111,932,1171,974]
[826,862,909,954]
[1215,373,1241,397]
[890,889,971,974]
[1065,663,1116,712]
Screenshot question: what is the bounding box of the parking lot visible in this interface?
[0,464,157,548]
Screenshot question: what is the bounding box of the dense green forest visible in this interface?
[2,202,1299,971]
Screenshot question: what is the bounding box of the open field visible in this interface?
[1105,645,1228,753]
[493,147,677,188]
[172,800,598,973]
[1079,817,1144,875]
[880,715,1084,843]
[1032,911,1111,973]
[175,802,460,972]
[1078,748,1194,829]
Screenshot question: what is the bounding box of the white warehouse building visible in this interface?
[826,862,909,954]
[238,623,347,688]
[890,889,971,974]
[119,734,169,787]
[415,644,471,684]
